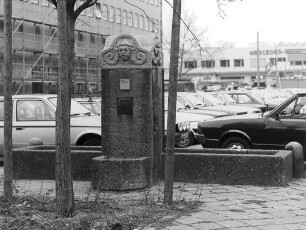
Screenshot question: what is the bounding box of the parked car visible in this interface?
[77,96,195,148]
[0,94,102,162]
[196,91,264,113]
[75,97,101,115]
[196,93,306,159]
[165,92,229,118]
[178,92,261,116]
[164,97,214,147]
[250,88,289,109]
[211,91,268,112]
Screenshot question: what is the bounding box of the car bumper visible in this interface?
[195,133,206,144]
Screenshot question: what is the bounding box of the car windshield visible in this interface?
[48,97,93,115]
[164,96,185,111]
[201,93,224,106]
[181,93,205,107]
[216,93,236,105]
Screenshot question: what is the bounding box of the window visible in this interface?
[95,3,102,18]
[139,15,144,29]
[35,25,40,35]
[116,8,121,24]
[201,60,215,68]
[90,34,95,44]
[102,4,108,20]
[278,57,286,62]
[87,5,94,17]
[128,12,133,27]
[18,23,24,32]
[109,6,115,22]
[234,59,244,67]
[220,60,230,67]
[17,100,55,121]
[184,61,197,69]
[134,14,139,28]
[144,17,148,30]
[122,10,127,25]
[0,19,4,32]
[270,58,276,66]
[78,32,84,41]
[42,0,49,6]
[0,101,3,121]
[295,61,303,65]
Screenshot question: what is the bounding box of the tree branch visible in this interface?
[47,0,57,8]
[74,0,98,20]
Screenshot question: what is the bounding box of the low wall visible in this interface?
[162,148,293,186]
[13,145,103,181]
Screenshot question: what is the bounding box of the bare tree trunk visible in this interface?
[55,0,74,216]
[3,0,13,199]
[164,0,181,205]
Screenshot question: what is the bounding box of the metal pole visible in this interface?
[257,32,260,89]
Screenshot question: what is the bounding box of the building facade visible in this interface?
[0,0,162,95]
[181,43,306,89]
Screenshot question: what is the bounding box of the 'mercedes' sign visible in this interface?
[250,49,282,55]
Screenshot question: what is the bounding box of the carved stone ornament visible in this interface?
[151,35,163,66]
[101,34,152,69]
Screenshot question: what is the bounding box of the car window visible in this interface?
[0,101,3,121]
[17,100,55,121]
[293,96,306,119]
[80,102,101,114]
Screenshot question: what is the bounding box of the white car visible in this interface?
[0,94,101,161]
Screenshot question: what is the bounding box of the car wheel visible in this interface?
[82,137,101,146]
[221,136,251,150]
[176,131,195,148]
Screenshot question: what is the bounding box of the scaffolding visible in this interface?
[0,1,106,96]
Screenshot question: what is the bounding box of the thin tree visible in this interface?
[164,0,181,205]
[47,0,97,217]
[3,0,13,199]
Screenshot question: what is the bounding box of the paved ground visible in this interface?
[2,166,306,230]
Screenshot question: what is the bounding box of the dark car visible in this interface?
[196,93,306,159]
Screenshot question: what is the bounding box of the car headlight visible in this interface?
[190,121,200,130]
[177,120,190,131]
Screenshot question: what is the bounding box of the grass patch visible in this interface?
[0,186,201,230]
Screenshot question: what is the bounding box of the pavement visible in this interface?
[2,165,306,230]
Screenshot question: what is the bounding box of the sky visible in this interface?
[163,0,306,47]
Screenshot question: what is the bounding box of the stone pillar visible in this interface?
[92,34,158,190]
[151,36,164,183]
[285,142,305,178]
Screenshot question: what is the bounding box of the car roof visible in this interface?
[0,94,58,100]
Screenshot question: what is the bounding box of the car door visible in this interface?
[13,99,56,148]
[262,96,306,151]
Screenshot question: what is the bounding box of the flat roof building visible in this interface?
[180,43,306,88]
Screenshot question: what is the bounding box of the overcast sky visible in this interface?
[163,0,306,47]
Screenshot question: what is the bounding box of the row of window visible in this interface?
[184,58,306,69]
[19,0,160,33]
[184,59,245,69]
[22,0,159,7]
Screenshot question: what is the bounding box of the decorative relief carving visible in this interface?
[151,36,163,66]
[101,34,151,69]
